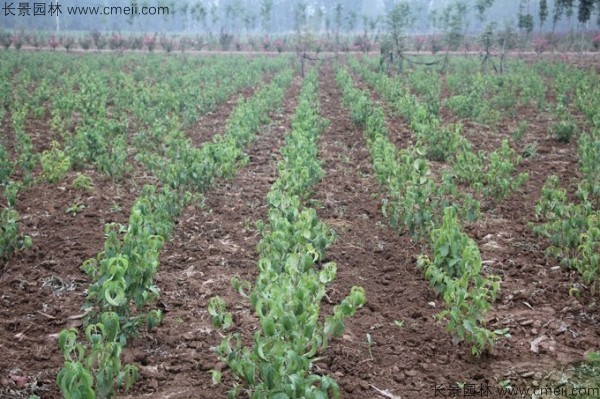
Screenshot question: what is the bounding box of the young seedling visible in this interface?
[65,203,85,217]
[72,173,94,192]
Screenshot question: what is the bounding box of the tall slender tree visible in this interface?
[539,0,548,34]
[294,0,308,52]
[577,0,595,25]
[562,0,576,46]
[260,0,273,34]
[347,10,357,32]
[384,0,414,73]
[475,0,495,23]
[518,0,535,39]
[191,1,207,33]
[552,0,565,37]
[441,0,469,51]
[334,2,343,47]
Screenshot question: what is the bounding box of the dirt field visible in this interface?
[0,56,598,399]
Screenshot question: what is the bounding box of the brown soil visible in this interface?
[119,76,303,398]
[0,169,140,399]
[1,59,597,399]
[331,61,598,398]
[0,74,301,398]
[185,79,268,147]
[2,111,57,164]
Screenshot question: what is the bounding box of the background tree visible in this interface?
[179,2,190,33]
[384,0,414,73]
[191,1,207,34]
[242,10,256,37]
[577,0,595,26]
[497,21,519,51]
[479,22,498,71]
[347,10,358,33]
[260,0,273,35]
[539,0,549,35]
[313,6,325,34]
[564,0,576,29]
[429,8,439,35]
[552,0,565,42]
[362,15,379,42]
[224,1,242,36]
[159,1,176,32]
[334,2,343,49]
[577,0,595,50]
[294,0,308,52]
[475,0,495,23]
[518,0,535,43]
[441,0,469,51]
[561,0,576,47]
[209,2,219,36]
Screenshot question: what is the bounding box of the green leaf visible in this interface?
[463,319,476,334]
[210,370,222,385]
[103,280,126,307]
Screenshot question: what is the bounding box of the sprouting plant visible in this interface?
[483,140,529,201]
[72,173,94,192]
[532,175,599,290]
[0,143,13,185]
[4,181,21,207]
[66,203,85,217]
[210,370,222,385]
[511,121,528,142]
[569,285,582,298]
[550,120,577,143]
[418,207,501,356]
[242,217,252,232]
[97,135,131,179]
[41,141,71,183]
[15,130,36,185]
[57,313,138,399]
[366,333,374,360]
[522,141,538,158]
[424,123,466,163]
[394,320,405,328]
[1,208,32,265]
[207,296,233,330]
[493,328,511,339]
[498,379,512,389]
[213,71,365,398]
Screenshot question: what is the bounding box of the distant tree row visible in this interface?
[1,0,599,35]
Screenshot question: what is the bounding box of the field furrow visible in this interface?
[0,49,597,399]
[121,74,304,399]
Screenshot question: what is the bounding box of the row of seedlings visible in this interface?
[56,68,296,398]
[336,65,503,356]
[209,68,366,398]
[531,71,599,293]
[351,57,529,204]
[0,56,288,271]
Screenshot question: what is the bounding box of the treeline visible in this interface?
[0,0,599,35]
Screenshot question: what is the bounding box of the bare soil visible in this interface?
[1,60,597,399]
[0,169,140,399]
[343,61,598,398]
